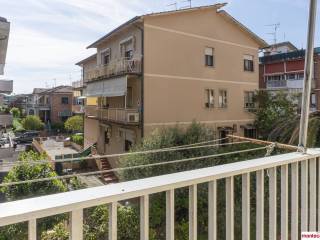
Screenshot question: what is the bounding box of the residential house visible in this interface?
[259,41,320,111]
[77,4,268,157]
[27,86,73,124]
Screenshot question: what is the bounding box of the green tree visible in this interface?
[21,115,44,130]
[253,90,297,139]
[0,151,67,240]
[1,151,66,201]
[10,107,20,118]
[64,115,83,132]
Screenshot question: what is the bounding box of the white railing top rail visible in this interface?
[1,149,320,227]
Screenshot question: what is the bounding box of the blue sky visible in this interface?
[0,0,319,93]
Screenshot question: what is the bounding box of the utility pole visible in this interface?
[298,0,318,151]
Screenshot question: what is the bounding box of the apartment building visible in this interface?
[27,86,73,124]
[259,41,320,111]
[0,17,9,75]
[77,4,268,156]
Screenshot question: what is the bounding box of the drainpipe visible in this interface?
[134,23,144,138]
[298,0,317,151]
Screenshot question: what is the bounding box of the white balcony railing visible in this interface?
[84,57,142,82]
[1,149,320,239]
[85,106,140,124]
[266,79,287,88]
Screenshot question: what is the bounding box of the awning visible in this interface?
[86,76,127,97]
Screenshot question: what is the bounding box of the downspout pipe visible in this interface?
[134,23,145,139]
[298,0,317,152]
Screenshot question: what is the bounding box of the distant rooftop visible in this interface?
[260,47,320,64]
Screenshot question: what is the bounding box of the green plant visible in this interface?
[64,115,83,132]
[21,115,44,130]
[10,107,20,118]
[71,134,84,146]
[41,222,69,240]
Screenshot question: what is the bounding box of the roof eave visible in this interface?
[219,10,269,49]
[86,16,141,49]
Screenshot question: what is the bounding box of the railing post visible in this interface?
[291,162,299,240]
[28,219,37,240]
[256,170,264,240]
[226,177,234,240]
[166,189,174,240]
[269,167,277,240]
[140,195,149,240]
[309,158,317,231]
[189,184,197,240]
[71,209,83,240]
[301,160,309,232]
[281,165,288,240]
[208,181,217,240]
[109,202,117,240]
[242,173,250,240]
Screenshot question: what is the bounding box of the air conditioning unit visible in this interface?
[127,113,139,123]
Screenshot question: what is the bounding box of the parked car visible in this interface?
[14,131,40,143]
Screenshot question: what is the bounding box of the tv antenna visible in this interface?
[266,23,280,45]
[180,0,192,9]
[167,2,177,10]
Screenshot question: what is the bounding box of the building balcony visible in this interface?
[85,106,140,125]
[1,149,320,239]
[84,57,142,83]
[27,103,51,110]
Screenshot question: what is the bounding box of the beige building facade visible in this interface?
[77,4,267,157]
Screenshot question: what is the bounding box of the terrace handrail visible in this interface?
[1,149,320,240]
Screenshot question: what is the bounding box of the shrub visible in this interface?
[71,134,84,146]
[21,115,44,131]
[10,107,20,118]
[41,222,69,240]
[64,115,83,132]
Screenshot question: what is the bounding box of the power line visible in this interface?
[0,145,269,187]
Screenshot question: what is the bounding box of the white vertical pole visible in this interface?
[256,170,264,240]
[189,185,197,240]
[269,167,277,240]
[166,189,175,240]
[109,202,117,240]
[28,219,37,240]
[298,0,318,150]
[318,158,320,231]
[71,209,83,240]
[242,173,250,240]
[291,162,299,240]
[281,165,288,240]
[208,181,217,240]
[309,158,317,230]
[140,195,149,240]
[301,160,309,232]
[226,176,234,240]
